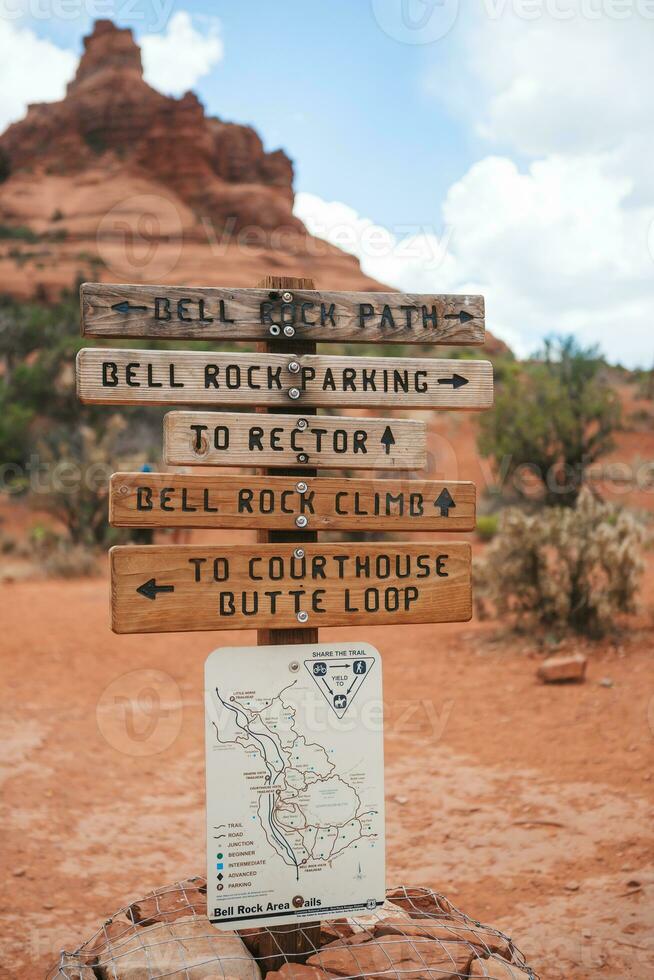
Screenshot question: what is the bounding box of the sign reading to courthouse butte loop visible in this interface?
[109,473,476,532]
[77,349,493,411]
[164,411,426,470]
[80,283,485,346]
[110,543,472,634]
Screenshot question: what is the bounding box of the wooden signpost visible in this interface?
[163,411,426,470]
[78,273,492,968]
[110,541,472,634]
[109,473,476,532]
[76,348,493,410]
[80,283,485,346]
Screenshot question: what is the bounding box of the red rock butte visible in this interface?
[0,19,507,354]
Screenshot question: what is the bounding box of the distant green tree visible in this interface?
[478,336,621,507]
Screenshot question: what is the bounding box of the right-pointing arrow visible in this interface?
[136,578,175,601]
[437,373,469,389]
[380,426,396,455]
[435,488,455,517]
[444,310,474,324]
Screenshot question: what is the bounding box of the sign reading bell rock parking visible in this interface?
[205,642,385,930]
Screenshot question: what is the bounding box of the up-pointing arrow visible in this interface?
[112,301,148,315]
[380,426,396,455]
[435,488,455,517]
[136,578,175,601]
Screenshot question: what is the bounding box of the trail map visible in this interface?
[205,642,385,929]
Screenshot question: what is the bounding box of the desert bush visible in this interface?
[476,515,499,542]
[41,542,98,578]
[475,489,645,638]
[478,336,621,507]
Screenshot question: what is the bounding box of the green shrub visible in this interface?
[476,515,499,542]
[475,489,645,638]
[0,224,39,242]
[478,336,621,507]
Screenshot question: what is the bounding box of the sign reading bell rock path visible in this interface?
[76,348,493,411]
[80,283,485,346]
[110,542,472,634]
[205,642,385,929]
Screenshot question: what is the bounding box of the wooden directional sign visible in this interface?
[163,411,426,470]
[80,283,485,346]
[110,542,472,634]
[76,348,493,411]
[109,473,476,532]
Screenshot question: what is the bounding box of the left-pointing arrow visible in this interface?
[136,578,175,601]
[112,301,148,315]
[437,373,469,389]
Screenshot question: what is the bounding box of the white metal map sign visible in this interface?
[205,642,385,929]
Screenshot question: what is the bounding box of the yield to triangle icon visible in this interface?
[304,658,375,719]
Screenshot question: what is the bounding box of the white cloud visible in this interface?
[411,6,654,366]
[141,12,224,97]
[0,20,76,131]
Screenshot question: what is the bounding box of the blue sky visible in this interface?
[1,1,654,367]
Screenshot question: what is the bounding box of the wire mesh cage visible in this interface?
[48,878,538,979]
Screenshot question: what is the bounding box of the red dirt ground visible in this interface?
[0,555,652,979]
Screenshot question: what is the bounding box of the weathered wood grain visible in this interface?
[80,282,485,346]
[110,542,472,634]
[109,472,476,531]
[76,348,493,410]
[163,411,427,470]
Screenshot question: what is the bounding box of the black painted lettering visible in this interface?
[198,299,213,323]
[379,305,395,331]
[126,363,140,387]
[249,427,264,451]
[213,426,229,451]
[436,555,449,577]
[136,487,153,511]
[102,362,119,387]
[213,558,229,582]
[155,297,171,321]
[301,302,315,325]
[320,303,336,327]
[205,365,219,389]
[353,430,368,454]
[358,303,374,328]
[160,488,174,511]
[219,300,234,324]
[422,305,437,330]
[177,299,192,321]
[189,557,206,581]
[260,302,273,325]
[191,424,208,452]
[238,489,254,513]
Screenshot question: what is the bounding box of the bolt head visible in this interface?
[294,548,305,559]
[283,325,296,338]
[288,361,301,374]
[296,453,309,464]
[269,324,281,336]
[282,291,294,303]
[295,481,308,494]
[289,661,300,672]
[296,418,308,430]
[288,387,301,400]
[297,611,309,624]
[295,515,308,528]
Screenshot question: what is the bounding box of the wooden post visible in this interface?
[250,275,322,971]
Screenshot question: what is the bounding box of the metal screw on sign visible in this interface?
[297,453,309,464]
[288,361,301,374]
[296,418,308,430]
[282,291,294,303]
[296,481,308,494]
[295,515,309,529]
[297,611,309,624]
[294,548,305,559]
[283,325,296,338]
[289,661,300,673]
[269,324,281,337]
[288,387,301,400]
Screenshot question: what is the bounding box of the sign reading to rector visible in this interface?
[163,411,426,470]
[77,349,493,410]
[109,473,476,532]
[80,283,485,346]
[205,642,385,930]
[110,542,472,634]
